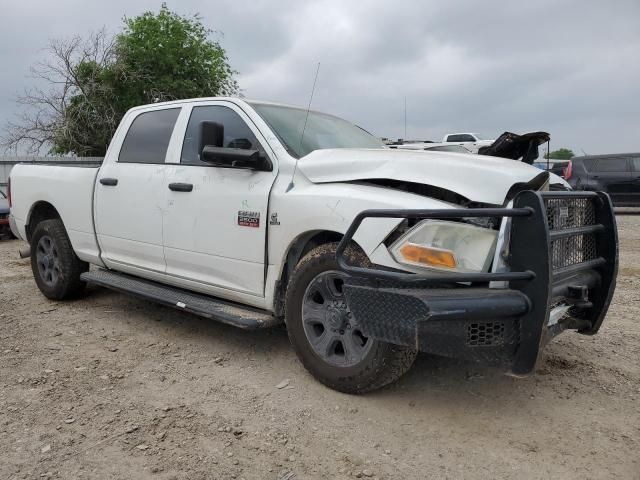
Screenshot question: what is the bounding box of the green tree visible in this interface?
[545,148,575,160]
[3,5,238,156]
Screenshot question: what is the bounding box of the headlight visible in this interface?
[389,220,498,273]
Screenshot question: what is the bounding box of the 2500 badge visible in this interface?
[237,210,260,228]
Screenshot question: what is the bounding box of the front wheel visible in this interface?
[30,219,88,300]
[285,243,417,394]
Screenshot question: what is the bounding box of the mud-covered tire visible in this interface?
[285,242,417,394]
[30,219,88,300]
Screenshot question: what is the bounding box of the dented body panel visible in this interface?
[297,148,551,205]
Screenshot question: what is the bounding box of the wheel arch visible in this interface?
[272,229,365,317]
[26,201,62,242]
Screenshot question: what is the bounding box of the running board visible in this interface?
[81,269,281,330]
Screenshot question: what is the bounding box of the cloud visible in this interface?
[1,0,639,154]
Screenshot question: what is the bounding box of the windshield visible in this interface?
[472,133,486,140]
[250,103,383,158]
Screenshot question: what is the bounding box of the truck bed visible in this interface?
[10,164,103,265]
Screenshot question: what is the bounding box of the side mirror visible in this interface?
[201,145,271,171]
[198,120,272,171]
[199,121,224,153]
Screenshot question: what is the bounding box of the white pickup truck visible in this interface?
[442,132,494,153]
[9,98,618,393]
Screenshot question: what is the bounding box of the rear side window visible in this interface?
[594,158,628,172]
[119,108,180,164]
[181,105,262,165]
[631,157,640,172]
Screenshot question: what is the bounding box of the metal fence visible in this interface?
[0,157,103,189]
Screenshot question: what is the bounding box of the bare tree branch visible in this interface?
[1,28,117,155]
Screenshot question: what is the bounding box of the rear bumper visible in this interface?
[9,214,21,239]
[0,214,9,235]
[337,190,618,375]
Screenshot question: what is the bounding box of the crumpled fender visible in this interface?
[297,148,551,205]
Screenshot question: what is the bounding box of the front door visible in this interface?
[162,103,277,296]
[95,107,180,273]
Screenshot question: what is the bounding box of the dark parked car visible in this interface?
[0,190,12,238]
[566,153,640,206]
[533,160,570,177]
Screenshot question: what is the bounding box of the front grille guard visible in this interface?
[336,190,618,374]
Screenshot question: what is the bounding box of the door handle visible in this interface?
[168,182,193,192]
[99,178,118,186]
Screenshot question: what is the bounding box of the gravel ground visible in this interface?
[1,216,638,480]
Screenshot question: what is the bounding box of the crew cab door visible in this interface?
[95,107,180,273]
[162,102,277,297]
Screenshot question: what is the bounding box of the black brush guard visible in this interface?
[336,190,618,375]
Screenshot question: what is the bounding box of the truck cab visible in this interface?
[94,101,277,299]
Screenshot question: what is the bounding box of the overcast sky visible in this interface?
[1,0,639,154]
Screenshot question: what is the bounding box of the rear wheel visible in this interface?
[285,243,417,394]
[30,219,88,299]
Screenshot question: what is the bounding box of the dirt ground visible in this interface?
[1,217,638,480]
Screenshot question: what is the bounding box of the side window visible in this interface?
[594,158,628,172]
[631,157,640,172]
[582,158,597,172]
[447,134,474,142]
[181,106,262,165]
[118,108,180,164]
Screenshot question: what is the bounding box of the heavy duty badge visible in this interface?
[269,213,280,225]
[237,211,260,228]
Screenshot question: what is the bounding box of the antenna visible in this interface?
[286,62,321,193]
[404,96,407,139]
[546,140,550,170]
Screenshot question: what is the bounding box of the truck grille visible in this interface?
[545,197,598,270]
[466,321,506,347]
[546,197,595,230]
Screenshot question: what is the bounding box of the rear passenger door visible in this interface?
[95,107,180,274]
[593,157,631,205]
[162,102,277,298]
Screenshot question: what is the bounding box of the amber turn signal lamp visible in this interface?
[399,243,457,269]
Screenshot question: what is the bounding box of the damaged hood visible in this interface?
[297,148,549,205]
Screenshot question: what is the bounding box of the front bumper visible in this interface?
[337,190,618,375]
